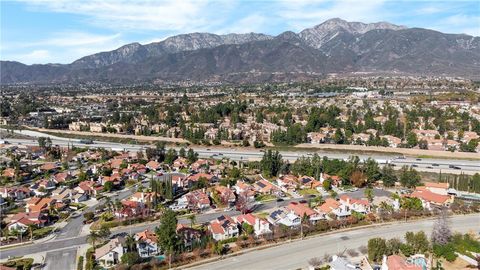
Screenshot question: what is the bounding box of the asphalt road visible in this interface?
[3,135,480,174]
[0,188,388,260]
[187,214,480,270]
[44,248,77,270]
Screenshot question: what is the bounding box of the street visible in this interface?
[186,214,480,270]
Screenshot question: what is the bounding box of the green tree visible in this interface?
[399,166,421,188]
[165,148,178,165]
[155,209,180,268]
[103,181,114,192]
[121,252,140,266]
[364,188,374,202]
[368,237,387,262]
[406,132,418,148]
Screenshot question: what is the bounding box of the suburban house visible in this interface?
[176,190,210,211]
[95,237,126,267]
[253,179,278,194]
[267,208,300,228]
[317,198,351,219]
[286,202,324,223]
[330,255,357,270]
[172,157,188,170]
[209,215,239,241]
[372,196,400,212]
[187,173,217,186]
[145,161,161,171]
[381,255,422,270]
[421,182,449,195]
[277,175,299,192]
[25,197,57,213]
[409,189,453,210]
[176,224,203,251]
[339,195,371,214]
[135,230,159,258]
[0,187,31,201]
[129,192,158,205]
[233,181,256,201]
[8,212,48,232]
[297,176,322,190]
[319,173,342,187]
[75,181,102,197]
[212,185,236,205]
[30,179,56,196]
[235,213,271,236]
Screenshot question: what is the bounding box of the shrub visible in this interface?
[121,252,141,266]
[77,256,84,270]
[433,244,457,262]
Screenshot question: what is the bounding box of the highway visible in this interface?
[186,214,480,270]
[2,129,480,174]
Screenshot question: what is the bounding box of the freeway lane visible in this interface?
[186,214,480,270]
[3,137,480,174]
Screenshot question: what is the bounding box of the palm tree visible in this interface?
[300,213,309,239]
[125,234,137,252]
[27,224,37,241]
[364,188,374,203]
[104,196,112,212]
[187,214,196,228]
[88,230,101,251]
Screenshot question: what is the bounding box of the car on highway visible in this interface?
[426,166,433,169]
[432,163,439,166]
[453,166,462,170]
[412,164,418,167]
[416,158,422,161]
[79,139,94,144]
[276,198,284,202]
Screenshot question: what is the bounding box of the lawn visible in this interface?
[298,188,319,196]
[32,226,54,239]
[255,194,277,202]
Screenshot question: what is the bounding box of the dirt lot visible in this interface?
[296,143,480,160]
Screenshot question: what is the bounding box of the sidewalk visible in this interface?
[0,233,56,251]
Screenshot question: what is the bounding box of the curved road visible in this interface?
[186,214,480,270]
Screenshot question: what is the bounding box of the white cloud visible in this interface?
[216,14,269,34]
[429,14,480,36]
[275,0,387,31]
[16,49,51,64]
[18,0,231,33]
[2,31,126,64]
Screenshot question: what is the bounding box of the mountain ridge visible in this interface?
[2,18,479,84]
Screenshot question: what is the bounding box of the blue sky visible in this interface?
[1,0,479,64]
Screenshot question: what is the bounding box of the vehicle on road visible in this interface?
[453,166,462,170]
[79,139,94,144]
[416,158,422,161]
[412,164,418,167]
[276,198,284,202]
[432,163,439,166]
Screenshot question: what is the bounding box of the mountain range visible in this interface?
[1,18,479,85]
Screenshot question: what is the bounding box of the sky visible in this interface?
[1,0,479,64]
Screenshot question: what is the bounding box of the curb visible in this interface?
[176,213,480,269]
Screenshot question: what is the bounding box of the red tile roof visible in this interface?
[410,190,450,204]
